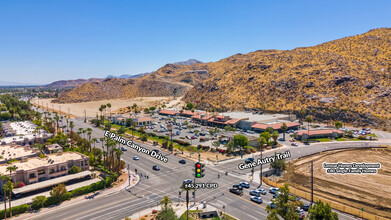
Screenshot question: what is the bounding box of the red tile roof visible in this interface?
[296,129,343,136]
[159,110,179,115]
[181,110,199,116]
[251,122,301,130]
[225,119,240,125]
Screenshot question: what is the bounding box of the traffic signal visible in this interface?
[195,162,205,178]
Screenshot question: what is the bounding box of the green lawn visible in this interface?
[335,138,362,141]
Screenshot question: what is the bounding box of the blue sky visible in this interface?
[0,0,390,84]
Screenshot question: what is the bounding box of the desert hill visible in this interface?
[55,28,391,127]
[45,78,104,88]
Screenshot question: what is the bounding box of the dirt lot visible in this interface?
[31,97,184,118]
[278,148,391,218]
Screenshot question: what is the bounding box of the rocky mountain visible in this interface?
[45,78,104,89]
[105,72,151,79]
[56,28,391,127]
[172,59,203,65]
[183,28,391,127]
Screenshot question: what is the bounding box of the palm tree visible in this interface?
[69,121,75,135]
[82,129,87,139]
[115,147,123,174]
[180,184,195,220]
[54,114,60,134]
[6,166,16,217]
[91,138,98,149]
[0,175,10,220]
[281,123,288,140]
[299,108,306,121]
[305,115,314,141]
[159,196,173,211]
[107,103,111,120]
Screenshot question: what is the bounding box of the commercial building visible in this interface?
[251,122,301,133]
[0,121,52,145]
[112,114,154,126]
[295,129,343,140]
[0,145,41,164]
[0,152,89,188]
[158,110,180,116]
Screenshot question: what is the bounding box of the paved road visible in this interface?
[29,107,391,219]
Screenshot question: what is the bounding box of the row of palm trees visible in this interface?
[1,165,18,219]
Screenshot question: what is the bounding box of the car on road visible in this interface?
[249,190,261,196]
[183,179,192,184]
[304,142,310,145]
[232,184,243,190]
[121,146,127,151]
[152,149,159,153]
[256,188,267,195]
[229,188,243,196]
[133,156,139,160]
[152,165,160,171]
[273,192,281,199]
[191,136,197,139]
[278,138,286,141]
[291,142,299,146]
[179,159,186,164]
[240,182,250,188]
[250,196,263,204]
[186,136,191,139]
[269,187,279,194]
[245,158,254,164]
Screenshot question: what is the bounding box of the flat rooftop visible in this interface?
[0,152,87,174]
[0,145,40,162]
[9,121,38,135]
[221,111,290,123]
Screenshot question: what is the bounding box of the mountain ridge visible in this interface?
[55,28,391,127]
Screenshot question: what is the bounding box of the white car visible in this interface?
[256,188,267,195]
[250,196,263,204]
[240,182,250,188]
[133,156,139,160]
[121,146,127,151]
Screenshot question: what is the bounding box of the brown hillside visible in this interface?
[56,28,391,127]
[183,28,391,127]
[54,77,188,103]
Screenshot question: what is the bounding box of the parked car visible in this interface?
[152,165,160,171]
[245,158,254,164]
[229,188,243,195]
[268,202,276,209]
[273,192,281,199]
[250,196,263,204]
[240,182,250,188]
[179,159,186,164]
[301,203,310,211]
[269,187,279,194]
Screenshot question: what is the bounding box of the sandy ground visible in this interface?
[31,97,185,118]
[279,148,391,218]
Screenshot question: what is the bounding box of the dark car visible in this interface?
[301,204,310,211]
[179,159,186,164]
[152,165,160,171]
[229,188,243,196]
[245,158,254,164]
[152,149,159,153]
[278,138,286,141]
[233,184,243,190]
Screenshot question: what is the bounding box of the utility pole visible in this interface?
[310,160,313,205]
[259,150,263,186]
[186,190,189,220]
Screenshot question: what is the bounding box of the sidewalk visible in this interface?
[128,201,226,220]
[13,170,140,220]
